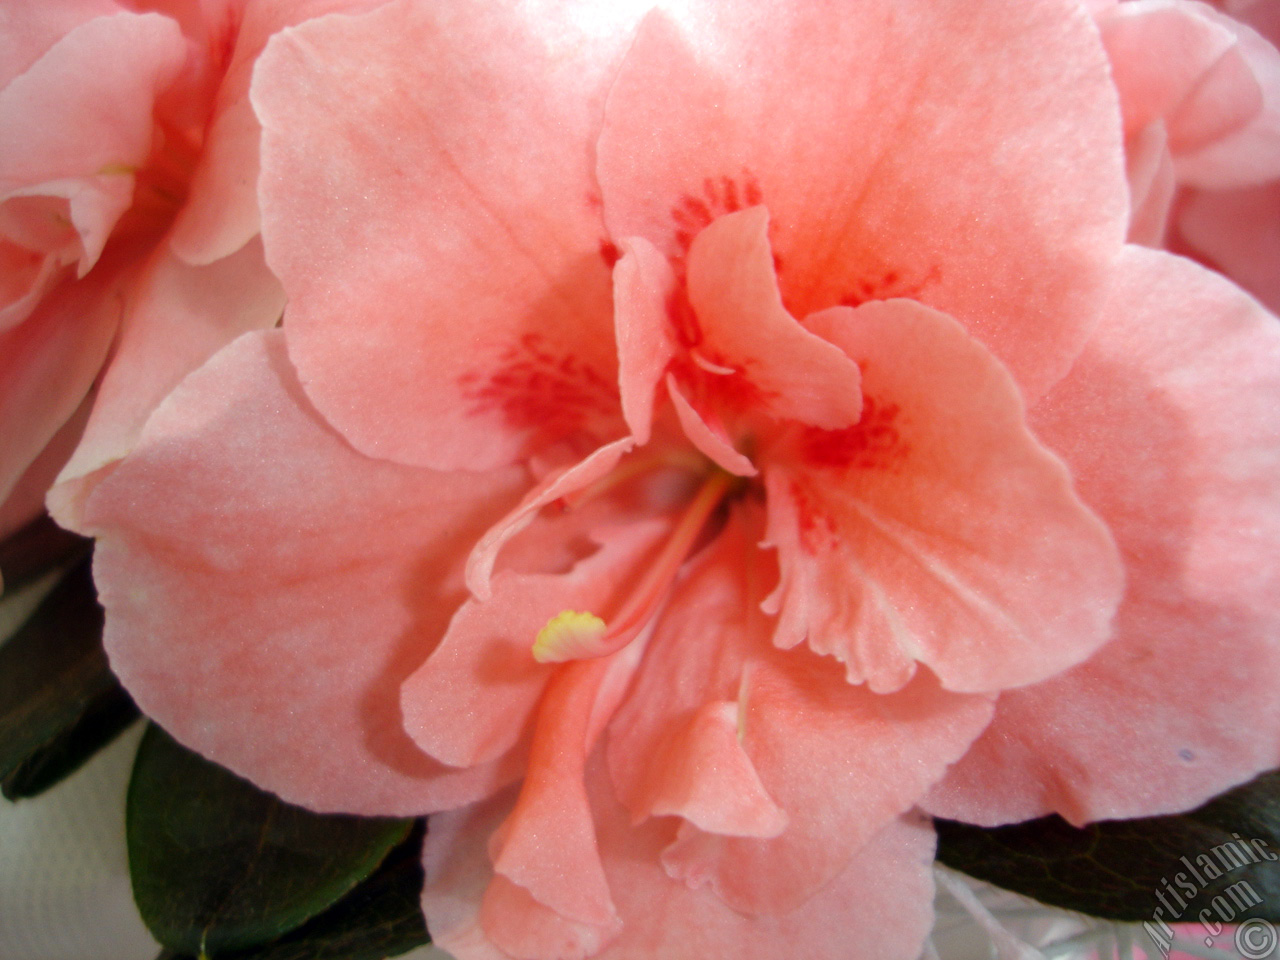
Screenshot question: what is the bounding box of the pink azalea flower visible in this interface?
[1095,0,1280,310]
[80,0,1280,958]
[0,0,386,549]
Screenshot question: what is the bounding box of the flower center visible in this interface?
[111,120,202,242]
[533,467,738,663]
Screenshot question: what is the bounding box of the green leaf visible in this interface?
[936,769,1280,923]
[157,822,430,960]
[0,557,139,799]
[129,724,415,956]
[0,513,91,591]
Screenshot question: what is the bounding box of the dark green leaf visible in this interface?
[158,822,430,960]
[937,769,1280,923]
[129,724,415,956]
[0,557,138,799]
[0,512,91,591]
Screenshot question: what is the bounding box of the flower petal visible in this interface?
[84,330,529,815]
[660,661,991,916]
[665,375,757,476]
[614,235,678,446]
[424,762,938,960]
[254,0,648,470]
[1178,179,1280,313]
[465,437,633,601]
[925,246,1280,825]
[0,391,88,546]
[608,509,991,914]
[480,872,617,960]
[607,509,778,831]
[169,0,392,265]
[0,0,124,88]
[0,176,132,320]
[0,251,120,511]
[487,659,623,939]
[48,239,284,530]
[0,230,63,332]
[402,516,667,769]
[680,206,862,430]
[597,0,1127,401]
[1099,1,1262,154]
[1175,3,1280,188]
[1126,121,1178,245]
[766,299,1124,694]
[639,699,787,839]
[0,11,185,276]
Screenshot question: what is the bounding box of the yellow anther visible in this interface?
[532,610,607,664]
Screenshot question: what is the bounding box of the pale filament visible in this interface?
[533,468,737,664]
[559,446,708,511]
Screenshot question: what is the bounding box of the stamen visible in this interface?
[532,610,606,663]
[533,469,737,664]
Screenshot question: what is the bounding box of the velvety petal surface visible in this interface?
[598,0,1128,402]
[168,0,391,265]
[764,300,1123,694]
[0,0,124,87]
[1176,2,1280,188]
[1100,1,1262,154]
[679,206,862,430]
[609,510,992,915]
[424,763,938,960]
[636,699,787,839]
[613,236,678,445]
[925,246,1280,825]
[660,661,990,917]
[1126,122,1178,245]
[1100,0,1280,207]
[84,330,529,815]
[48,238,284,529]
[484,659,625,955]
[254,0,651,470]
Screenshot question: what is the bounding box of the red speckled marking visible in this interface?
[659,169,770,347]
[789,479,838,550]
[627,169,791,432]
[458,333,619,439]
[802,397,907,471]
[668,345,775,417]
[669,171,765,259]
[666,290,702,349]
[840,265,941,307]
[599,240,621,268]
[674,196,712,232]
